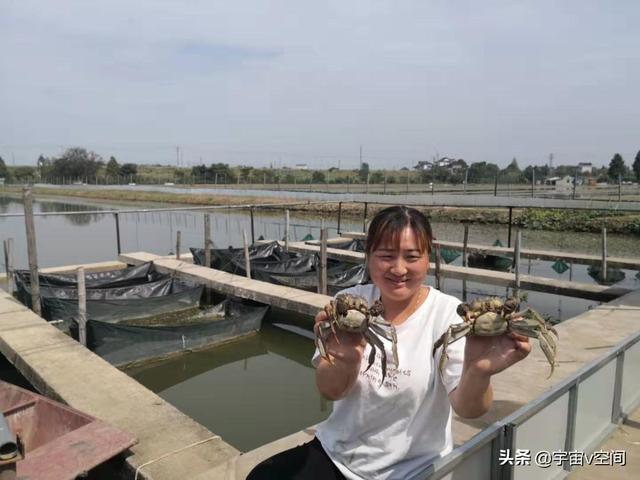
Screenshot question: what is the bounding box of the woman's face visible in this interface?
[367,226,429,304]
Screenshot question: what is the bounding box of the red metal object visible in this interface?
[0,380,136,480]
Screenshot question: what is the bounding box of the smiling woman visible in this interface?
[248,205,532,480]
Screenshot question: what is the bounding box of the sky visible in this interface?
[1,1,639,170]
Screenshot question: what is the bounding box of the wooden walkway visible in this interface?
[0,272,240,480]
[282,241,631,302]
[339,231,640,269]
[119,252,329,317]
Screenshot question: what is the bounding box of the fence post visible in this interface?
[362,202,368,233]
[204,214,212,268]
[250,207,255,244]
[514,229,521,296]
[284,210,290,251]
[563,385,579,472]
[531,167,535,197]
[77,267,87,346]
[601,227,607,282]
[176,230,181,260]
[434,242,442,291]
[3,239,13,295]
[318,227,328,295]
[337,202,342,235]
[507,207,513,248]
[462,224,469,268]
[23,187,41,316]
[113,213,121,255]
[243,230,251,278]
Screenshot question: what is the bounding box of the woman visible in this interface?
[248,206,531,480]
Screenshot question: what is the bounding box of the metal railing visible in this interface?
[412,327,640,480]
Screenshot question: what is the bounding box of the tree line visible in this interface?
[1,148,639,185]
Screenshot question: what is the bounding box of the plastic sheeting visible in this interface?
[269,263,369,295]
[43,279,203,324]
[190,241,366,291]
[14,262,155,289]
[84,298,269,366]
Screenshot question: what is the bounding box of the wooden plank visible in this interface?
[339,231,640,269]
[119,252,330,318]
[23,187,41,316]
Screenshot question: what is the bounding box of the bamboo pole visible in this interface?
[23,187,41,316]
[318,227,328,295]
[514,229,521,295]
[243,230,251,278]
[434,243,442,290]
[362,202,368,233]
[602,227,607,282]
[3,239,13,295]
[176,230,181,260]
[250,208,255,244]
[284,210,290,251]
[77,267,87,346]
[462,224,469,268]
[204,214,212,268]
[113,213,121,255]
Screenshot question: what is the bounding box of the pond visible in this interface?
[1,193,639,451]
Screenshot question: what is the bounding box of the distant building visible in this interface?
[293,164,308,170]
[414,161,433,171]
[578,162,593,174]
[414,157,465,172]
[545,175,574,191]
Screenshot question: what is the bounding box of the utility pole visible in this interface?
[176,146,180,167]
[359,145,363,170]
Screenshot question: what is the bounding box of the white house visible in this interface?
[578,162,593,174]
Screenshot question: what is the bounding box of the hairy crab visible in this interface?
[432,296,558,378]
[314,293,398,384]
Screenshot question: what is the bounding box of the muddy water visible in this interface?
[1,194,639,451]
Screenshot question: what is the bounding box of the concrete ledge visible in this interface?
[222,288,640,478]
[0,289,239,479]
[0,260,128,283]
[119,252,330,318]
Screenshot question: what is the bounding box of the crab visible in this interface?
[314,293,398,385]
[432,296,558,378]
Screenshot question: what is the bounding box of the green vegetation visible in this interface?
[4,146,640,185]
[515,209,640,235]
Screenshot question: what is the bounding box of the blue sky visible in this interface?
[1,1,639,169]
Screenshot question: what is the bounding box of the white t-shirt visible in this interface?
[313,284,466,480]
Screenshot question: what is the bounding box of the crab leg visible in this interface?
[314,322,334,364]
[370,321,399,367]
[433,323,473,375]
[364,329,388,385]
[538,332,557,378]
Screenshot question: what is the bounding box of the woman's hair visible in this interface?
[365,206,433,256]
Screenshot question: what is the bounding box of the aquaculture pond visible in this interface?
[1,193,639,450]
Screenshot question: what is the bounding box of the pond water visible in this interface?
[1,194,639,451]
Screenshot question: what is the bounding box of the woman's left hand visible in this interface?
[463,332,532,376]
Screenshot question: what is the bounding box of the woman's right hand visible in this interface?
[314,308,365,366]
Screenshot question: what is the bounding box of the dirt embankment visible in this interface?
[3,186,639,235]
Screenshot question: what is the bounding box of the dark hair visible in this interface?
[365,206,433,257]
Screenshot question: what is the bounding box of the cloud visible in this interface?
[1,1,639,168]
